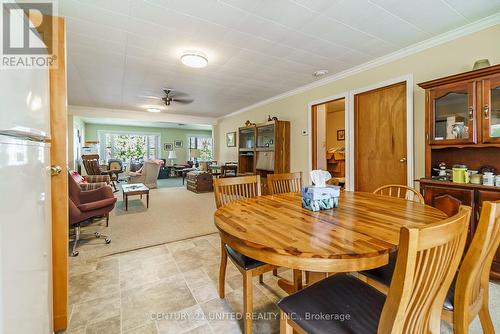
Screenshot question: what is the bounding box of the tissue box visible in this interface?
[301,185,340,211]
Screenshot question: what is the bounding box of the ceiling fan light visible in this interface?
[181,51,208,68]
[146,108,161,113]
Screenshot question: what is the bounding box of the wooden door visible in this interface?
[40,16,69,331]
[482,75,500,143]
[354,82,407,192]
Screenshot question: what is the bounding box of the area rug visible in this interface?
[72,185,218,260]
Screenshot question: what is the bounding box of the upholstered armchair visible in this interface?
[70,170,111,191]
[68,174,117,256]
[128,160,161,189]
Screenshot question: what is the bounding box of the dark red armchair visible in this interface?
[68,173,117,256]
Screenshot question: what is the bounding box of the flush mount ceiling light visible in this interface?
[180,51,208,68]
[313,69,329,77]
[146,107,161,113]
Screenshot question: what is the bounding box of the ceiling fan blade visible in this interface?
[165,89,188,97]
[172,98,194,104]
[139,95,162,100]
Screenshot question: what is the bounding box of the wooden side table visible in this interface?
[121,183,150,211]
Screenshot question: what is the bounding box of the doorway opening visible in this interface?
[311,97,346,186]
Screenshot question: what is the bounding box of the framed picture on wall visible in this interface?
[164,143,173,150]
[337,130,345,141]
[174,140,183,148]
[226,132,236,147]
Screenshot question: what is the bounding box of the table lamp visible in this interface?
[167,150,177,166]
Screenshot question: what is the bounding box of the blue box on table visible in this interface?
[301,185,341,211]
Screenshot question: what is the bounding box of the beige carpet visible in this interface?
[73,185,217,260]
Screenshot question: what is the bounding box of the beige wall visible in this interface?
[215,25,500,183]
[326,110,345,149]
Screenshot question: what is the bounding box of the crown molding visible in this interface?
[69,105,217,125]
[218,13,500,121]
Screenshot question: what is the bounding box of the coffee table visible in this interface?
[121,183,149,211]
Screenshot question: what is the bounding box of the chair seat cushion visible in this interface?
[360,251,397,287]
[278,274,386,334]
[443,277,456,311]
[224,245,265,270]
[360,251,458,313]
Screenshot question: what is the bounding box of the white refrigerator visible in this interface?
[0,66,53,333]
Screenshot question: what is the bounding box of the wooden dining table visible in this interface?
[214,191,447,293]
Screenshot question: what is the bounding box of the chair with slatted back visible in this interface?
[267,172,303,278]
[213,175,276,334]
[373,184,424,203]
[356,197,499,334]
[357,184,425,293]
[442,200,500,334]
[278,206,471,334]
[433,194,461,217]
[267,172,303,196]
[82,154,118,191]
[358,193,461,294]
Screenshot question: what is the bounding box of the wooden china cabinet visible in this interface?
[418,64,500,280]
[238,120,290,193]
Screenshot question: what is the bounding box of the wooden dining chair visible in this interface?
[357,199,499,334]
[433,194,461,217]
[278,206,471,334]
[357,184,425,292]
[442,200,500,334]
[213,175,276,334]
[266,172,303,277]
[267,172,303,195]
[373,184,425,203]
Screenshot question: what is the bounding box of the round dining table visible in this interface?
[214,191,447,291]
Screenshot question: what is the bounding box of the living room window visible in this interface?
[98,131,161,161]
[188,135,213,161]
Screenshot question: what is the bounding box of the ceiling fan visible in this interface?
[141,89,194,106]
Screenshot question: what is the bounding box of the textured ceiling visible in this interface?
[61,0,500,118]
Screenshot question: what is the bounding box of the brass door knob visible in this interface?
[49,165,62,176]
[399,158,407,163]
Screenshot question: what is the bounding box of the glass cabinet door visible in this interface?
[430,82,476,144]
[482,77,500,143]
[257,125,275,148]
[239,127,255,149]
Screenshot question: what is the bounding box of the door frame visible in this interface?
[348,74,414,191]
[307,93,349,182]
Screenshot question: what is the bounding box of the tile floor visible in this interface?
[64,233,500,334]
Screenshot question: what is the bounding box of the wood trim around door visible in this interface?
[41,15,69,331]
[311,105,318,170]
[308,94,348,179]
